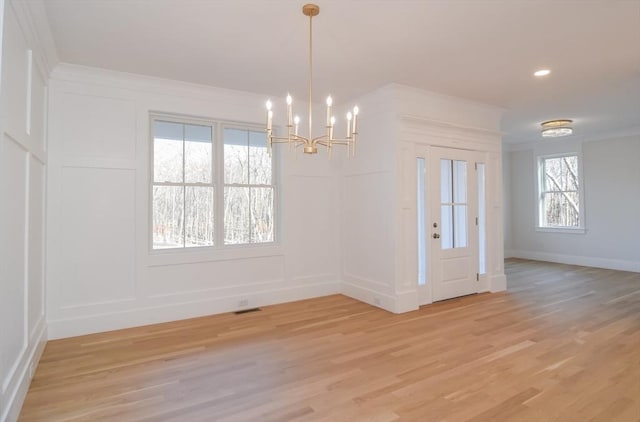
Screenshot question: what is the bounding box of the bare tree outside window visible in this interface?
[223,128,274,244]
[152,121,214,249]
[539,155,580,228]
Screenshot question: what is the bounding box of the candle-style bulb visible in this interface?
[326,96,333,106]
[266,100,272,110]
[347,112,352,121]
[294,116,300,125]
[286,94,292,105]
[330,116,336,126]
[353,105,359,115]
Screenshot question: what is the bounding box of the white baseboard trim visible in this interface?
[394,290,420,313]
[490,273,507,292]
[341,280,419,314]
[2,321,47,422]
[341,280,395,313]
[48,280,340,340]
[509,250,640,273]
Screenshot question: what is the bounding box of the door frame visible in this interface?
[416,145,486,305]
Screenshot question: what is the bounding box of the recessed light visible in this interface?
[541,119,573,137]
[534,69,551,77]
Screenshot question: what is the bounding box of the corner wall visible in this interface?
[0,0,53,420]
[507,135,640,272]
[340,86,399,310]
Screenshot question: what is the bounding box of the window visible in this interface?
[538,154,581,229]
[151,117,275,250]
[223,128,274,244]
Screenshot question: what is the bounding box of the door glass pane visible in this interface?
[453,160,467,203]
[417,158,427,285]
[441,205,453,249]
[184,124,212,184]
[440,158,468,249]
[153,121,183,183]
[152,185,184,249]
[185,186,214,247]
[224,187,250,244]
[250,187,274,243]
[478,163,486,274]
[224,128,249,184]
[440,159,452,203]
[453,205,468,248]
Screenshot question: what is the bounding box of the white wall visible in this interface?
[46,64,341,339]
[506,134,640,272]
[0,1,51,420]
[340,86,398,310]
[341,84,506,313]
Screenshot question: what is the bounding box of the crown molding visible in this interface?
[9,0,59,78]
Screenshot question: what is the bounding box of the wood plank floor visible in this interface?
[20,259,640,421]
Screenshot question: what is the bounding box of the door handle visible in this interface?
[432,233,440,239]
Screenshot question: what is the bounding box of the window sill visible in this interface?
[148,243,284,267]
[536,227,586,235]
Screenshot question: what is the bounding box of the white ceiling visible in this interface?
[40,0,640,143]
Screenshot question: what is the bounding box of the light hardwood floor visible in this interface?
[20,259,640,421]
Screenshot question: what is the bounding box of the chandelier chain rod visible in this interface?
[308,13,313,146]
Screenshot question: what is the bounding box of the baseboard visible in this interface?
[394,290,420,313]
[340,280,419,314]
[490,273,508,292]
[48,280,340,339]
[2,321,47,422]
[509,250,640,273]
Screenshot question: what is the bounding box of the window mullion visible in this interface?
[182,124,186,247]
[216,124,224,246]
[246,131,252,243]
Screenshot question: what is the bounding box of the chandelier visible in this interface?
[265,4,359,157]
[541,119,573,137]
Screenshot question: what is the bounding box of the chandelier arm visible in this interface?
[311,134,328,142]
[269,136,305,144]
[316,139,352,147]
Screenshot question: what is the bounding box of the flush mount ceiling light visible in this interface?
[541,119,573,137]
[534,69,551,77]
[264,3,359,157]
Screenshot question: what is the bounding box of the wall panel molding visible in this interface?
[48,279,340,340]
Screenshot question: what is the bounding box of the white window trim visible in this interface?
[149,112,281,260]
[535,150,586,234]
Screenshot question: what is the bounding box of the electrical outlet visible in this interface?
[238,299,249,308]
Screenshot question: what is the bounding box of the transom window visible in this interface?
[538,154,580,228]
[151,116,275,250]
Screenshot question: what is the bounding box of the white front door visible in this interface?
[429,147,480,302]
